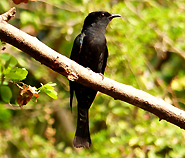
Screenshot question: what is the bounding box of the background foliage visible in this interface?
[1,0,185,157]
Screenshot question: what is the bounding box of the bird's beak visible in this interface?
[110,14,121,19]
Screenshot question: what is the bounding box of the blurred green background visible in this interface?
[1,0,185,157]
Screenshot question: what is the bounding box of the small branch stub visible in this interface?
[67,70,78,81]
[0,7,16,22]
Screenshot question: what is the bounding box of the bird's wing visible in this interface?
[70,33,85,62]
[70,33,85,110]
[101,44,108,74]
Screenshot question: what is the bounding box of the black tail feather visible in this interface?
[73,107,91,148]
[73,136,91,148]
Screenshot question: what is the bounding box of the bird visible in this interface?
[69,11,121,148]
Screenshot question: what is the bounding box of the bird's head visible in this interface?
[82,11,121,32]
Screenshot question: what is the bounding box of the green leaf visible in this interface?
[43,82,56,90]
[44,82,57,87]
[9,56,18,68]
[0,53,17,67]
[5,67,28,81]
[0,85,12,103]
[0,53,11,61]
[43,88,58,99]
[39,82,58,99]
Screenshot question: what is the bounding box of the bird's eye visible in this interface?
[101,13,105,17]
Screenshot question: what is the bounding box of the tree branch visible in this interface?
[1,8,185,129]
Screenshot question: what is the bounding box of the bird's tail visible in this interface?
[73,106,91,148]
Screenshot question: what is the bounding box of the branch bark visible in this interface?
[1,8,185,129]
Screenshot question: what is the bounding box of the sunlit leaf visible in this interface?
[5,67,28,81]
[39,82,57,99]
[43,88,57,99]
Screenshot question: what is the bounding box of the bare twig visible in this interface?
[0,7,16,22]
[0,8,185,130]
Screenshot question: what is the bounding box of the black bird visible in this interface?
[70,11,121,148]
